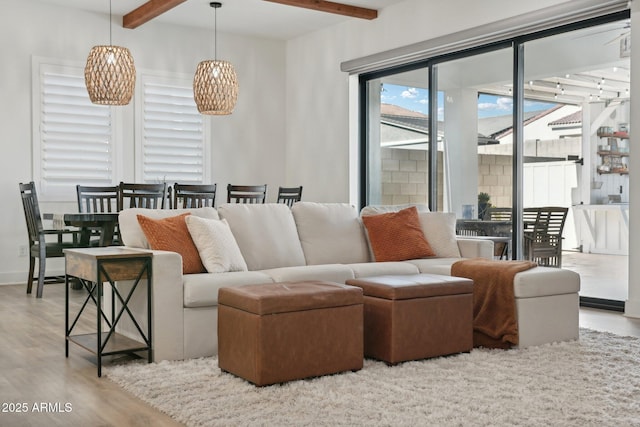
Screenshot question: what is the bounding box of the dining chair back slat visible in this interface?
[173,183,217,209]
[227,184,267,204]
[119,182,167,209]
[77,185,120,213]
[277,186,303,207]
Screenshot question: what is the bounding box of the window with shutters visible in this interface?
[135,73,208,185]
[32,59,120,202]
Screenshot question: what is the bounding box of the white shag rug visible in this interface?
[105,329,640,427]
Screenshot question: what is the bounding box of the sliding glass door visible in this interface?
[522,21,630,306]
[363,68,432,207]
[360,12,630,308]
[434,47,513,218]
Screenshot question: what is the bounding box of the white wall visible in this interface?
[0,0,286,284]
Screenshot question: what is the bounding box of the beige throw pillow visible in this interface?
[418,212,461,258]
[185,216,248,273]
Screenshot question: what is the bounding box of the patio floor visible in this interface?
[562,251,628,302]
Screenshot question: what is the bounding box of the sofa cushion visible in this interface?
[347,261,420,278]
[119,207,219,249]
[360,203,429,216]
[513,267,580,298]
[218,203,306,271]
[185,216,248,273]
[291,202,370,265]
[183,271,274,308]
[137,213,205,274]
[361,206,436,262]
[261,264,356,284]
[418,212,461,258]
[406,258,466,275]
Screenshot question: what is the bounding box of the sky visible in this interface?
[380,84,558,119]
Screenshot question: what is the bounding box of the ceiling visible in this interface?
[383,20,631,106]
[35,0,406,40]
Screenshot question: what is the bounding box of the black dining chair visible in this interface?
[77,185,120,213]
[172,183,217,209]
[19,182,85,298]
[277,186,303,207]
[119,182,168,209]
[77,185,121,245]
[227,184,267,204]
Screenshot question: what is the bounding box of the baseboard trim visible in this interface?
[580,296,625,312]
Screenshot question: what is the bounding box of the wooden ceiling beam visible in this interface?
[123,0,188,29]
[263,0,378,20]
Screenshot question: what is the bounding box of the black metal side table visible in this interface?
[64,247,152,377]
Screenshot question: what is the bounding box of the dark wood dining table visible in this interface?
[45,212,120,247]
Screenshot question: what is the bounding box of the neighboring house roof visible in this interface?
[380,103,572,148]
[380,103,497,145]
[548,110,582,127]
[381,104,427,118]
[491,105,564,139]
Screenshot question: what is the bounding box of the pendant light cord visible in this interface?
[214,5,218,60]
[108,0,113,46]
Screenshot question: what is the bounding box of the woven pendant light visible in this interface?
[193,2,238,115]
[84,0,136,105]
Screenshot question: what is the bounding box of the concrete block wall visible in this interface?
[380,149,509,210]
[380,148,443,206]
[478,154,513,209]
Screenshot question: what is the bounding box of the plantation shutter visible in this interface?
[140,77,205,184]
[35,63,115,201]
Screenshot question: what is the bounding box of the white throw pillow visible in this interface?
[418,212,461,258]
[185,216,248,273]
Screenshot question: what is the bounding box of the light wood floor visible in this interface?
[2,283,640,427]
[0,283,181,427]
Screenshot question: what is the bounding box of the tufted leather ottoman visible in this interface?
[346,274,473,364]
[218,281,363,386]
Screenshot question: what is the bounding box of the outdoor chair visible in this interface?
[227,184,267,204]
[277,186,303,207]
[523,207,568,267]
[19,182,85,298]
[483,207,512,221]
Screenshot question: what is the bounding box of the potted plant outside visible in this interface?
[478,192,491,219]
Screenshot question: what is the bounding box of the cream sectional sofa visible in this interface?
[113,202,580,362]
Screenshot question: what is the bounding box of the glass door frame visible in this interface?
[358,9,629,263]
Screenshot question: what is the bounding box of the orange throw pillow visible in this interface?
[362,206,436,262]
[137,213,205,274]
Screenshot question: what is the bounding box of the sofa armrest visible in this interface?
[456,238,494,259]
[111,249,185,362]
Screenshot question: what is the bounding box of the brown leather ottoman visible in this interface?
[346,274,473,364]
[218,281,363,386]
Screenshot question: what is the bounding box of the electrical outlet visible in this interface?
[19,246,28,257]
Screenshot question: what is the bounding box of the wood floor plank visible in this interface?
[0,283,182,426]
